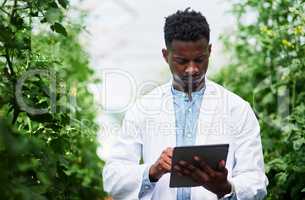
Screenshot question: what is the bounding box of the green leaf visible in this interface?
[50,23,68,37]
[293,138,305,151]
[58,0,69,9]
[268,158,287,171]
[275,172,288,186]
[45,8,62,24]
[11,14,24,28]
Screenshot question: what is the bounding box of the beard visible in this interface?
[173,73,205,92]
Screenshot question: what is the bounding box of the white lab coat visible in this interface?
[102,79,268,200]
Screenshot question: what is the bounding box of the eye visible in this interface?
[175,58,188,65]
[194,58,204,63]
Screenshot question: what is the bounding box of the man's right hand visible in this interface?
[149,147,173,182]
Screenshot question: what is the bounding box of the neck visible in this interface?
[172,78,206,94]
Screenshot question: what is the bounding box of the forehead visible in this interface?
[170,38,209,57]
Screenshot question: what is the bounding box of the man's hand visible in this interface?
[149,147,173,182]
[173,156,231,198]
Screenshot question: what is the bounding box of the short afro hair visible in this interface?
[164,8,210,48]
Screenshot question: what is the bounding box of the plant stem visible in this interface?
[4,48,15,77]
[1,0,8,7]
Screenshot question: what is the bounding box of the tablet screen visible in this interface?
[169,144,229,187]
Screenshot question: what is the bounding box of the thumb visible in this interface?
[218,160,226,171]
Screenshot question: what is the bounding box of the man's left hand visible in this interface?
[173,156,231,199]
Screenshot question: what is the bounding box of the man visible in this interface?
[102,8,268,200]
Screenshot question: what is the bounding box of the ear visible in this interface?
[162,48,169,63]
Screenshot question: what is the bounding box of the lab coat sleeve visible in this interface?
[138,165,157,198]
[231,103,269,200]
[102,107,155,200]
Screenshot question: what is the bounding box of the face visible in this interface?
[162,38,211,92]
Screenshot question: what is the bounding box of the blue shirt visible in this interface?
[139,85,205,200]
[172,86,205,200]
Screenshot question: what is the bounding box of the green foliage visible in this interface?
[213,0,305,199]
[0,0,106,199]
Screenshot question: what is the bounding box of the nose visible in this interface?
[185,61,199,75]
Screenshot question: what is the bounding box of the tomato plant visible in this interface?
[213,0,305,199]
[0,0,106,199]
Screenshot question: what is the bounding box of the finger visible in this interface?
[177,172,184,176]
[161,148,173,160]
[185,163,196,171]
[177,160,194,170]
[161,154,172,167]
[178,162,197,177]
[198,160,216,178]
[175,161,194,176]
[194,156,201,161]
[160,160,171,171]
[193,156,206,169]
[178,160,187,166]
[165,147,173,158]
[177,166,191,176]
[173,165,181,172]
[217,160,226,172]
[193,156,204,169]
[214,160,228,178]
[191,168,209,183]
[176,161,185,170]
[167,148,174,157]
[197,158,227,178]
[173,165,185,177]
[160,159,171,171]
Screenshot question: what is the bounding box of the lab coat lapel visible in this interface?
[196,79,225,145]
[158,81,176,148]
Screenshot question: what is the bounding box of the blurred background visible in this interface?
[76,0,236,161]
[83,0,234,109]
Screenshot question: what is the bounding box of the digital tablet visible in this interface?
[169,144,229,188]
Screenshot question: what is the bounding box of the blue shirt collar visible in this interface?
[171,82,206,97]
